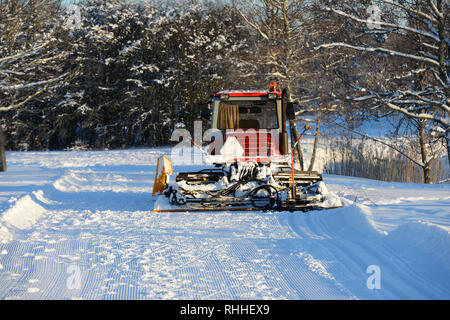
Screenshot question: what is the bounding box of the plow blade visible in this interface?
[152,156,174,196]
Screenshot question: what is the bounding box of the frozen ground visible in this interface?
[0,148,449,299]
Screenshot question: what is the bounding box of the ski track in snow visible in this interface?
[0,149,449,299]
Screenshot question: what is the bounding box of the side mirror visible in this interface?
[200,104,211,121]
[286,102,295,120]
[196,102,210,121]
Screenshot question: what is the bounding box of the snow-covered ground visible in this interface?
[0,148,449,299]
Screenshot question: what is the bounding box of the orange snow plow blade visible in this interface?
[152,156,174,196]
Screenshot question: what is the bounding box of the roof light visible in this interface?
[269,81,277,92]
[268,93,278,99]
[219,94,230,100]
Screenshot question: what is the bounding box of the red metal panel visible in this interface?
[214,92,281,97]
[225,129,280,157]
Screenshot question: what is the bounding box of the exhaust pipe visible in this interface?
[280,89,289,155]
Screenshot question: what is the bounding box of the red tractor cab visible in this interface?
[205,82,292,164]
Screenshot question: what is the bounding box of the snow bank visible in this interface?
[387,222,450,272]
[6,148,170,168]
[53,170,90,192]
[0,223,12,243]
[321,188,349,208]
[32,190,60,205]
[320,204,386,239]
[53,170,152,193]
[297,252,335,280]
[153,194,173,211]
[2,195,46,230]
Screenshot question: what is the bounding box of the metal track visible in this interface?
[169,166,327,212]
[176,168,323,187]
[153,205,342,213]
[273,171,322,186]
[176,169,223,184]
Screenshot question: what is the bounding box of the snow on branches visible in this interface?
[316,0,450,167]
[0,0,70,113]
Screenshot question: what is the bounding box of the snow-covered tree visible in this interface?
[56,0,162,148]
[232,0,344,170]
[0,0,69,170]
[55,0,252,148]
[148,1,252,135]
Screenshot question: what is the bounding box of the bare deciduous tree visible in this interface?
[233,0,341,170]
[317,0,449,177]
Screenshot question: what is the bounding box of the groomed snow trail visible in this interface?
[0,149,449,299]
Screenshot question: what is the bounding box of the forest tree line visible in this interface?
[0,0,448,182]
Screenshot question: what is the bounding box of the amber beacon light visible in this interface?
[269,81,277,92]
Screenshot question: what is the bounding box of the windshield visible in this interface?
[217,100,278,129]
